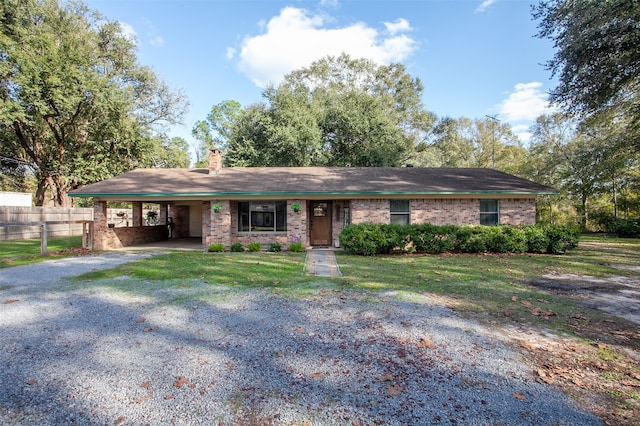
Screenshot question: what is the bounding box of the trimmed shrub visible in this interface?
[208,243,225,252]
[544,224,580,254]
[522,225,549,253]
[609,218,640,238]
[230,242,244,252]
[288,242,305,252]
[247,242,262,252]
[339,223,579,255]
[269,242,282,252]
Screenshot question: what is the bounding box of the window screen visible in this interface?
[390,199,410,225]
[480,199,499,225]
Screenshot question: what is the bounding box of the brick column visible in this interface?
[287,199,307,248]
[93,200,108,250]
[203,200,231,250]
[132,202,143,226]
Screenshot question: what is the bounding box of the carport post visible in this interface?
[40,222,48,255]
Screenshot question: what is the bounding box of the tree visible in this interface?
[225,54,435,167]
[429,116,525,173]
[533,0,640,148]
[146,136,190,168]
[0,0,187,206]
[191,120,214,167]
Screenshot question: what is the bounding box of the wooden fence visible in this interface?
[0,206,93,241]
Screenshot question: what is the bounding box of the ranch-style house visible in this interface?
[69,150,557,251]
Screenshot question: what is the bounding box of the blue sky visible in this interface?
[84,0,557,154]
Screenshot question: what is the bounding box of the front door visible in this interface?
[310,201,332,246]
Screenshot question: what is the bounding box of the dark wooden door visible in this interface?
[310,201,332,246]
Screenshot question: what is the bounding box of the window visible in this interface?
[237,201,287,232]
[390,199,410,225]
[480,199,499,225]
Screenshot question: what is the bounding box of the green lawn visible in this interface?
[71,235,640,332]
[0,236,83,268]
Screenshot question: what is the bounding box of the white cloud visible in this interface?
[149,35,164,47]
[118,21,138,44]
[233,7,417,88]
[497,82,556,143]
[499,82,553,122]
[475,0,497,14]
[385,18,411,35]
[320,0,339,7]
[143,19,164,48]
[226,47,236,60]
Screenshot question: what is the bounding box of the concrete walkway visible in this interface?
[304,249,342,277]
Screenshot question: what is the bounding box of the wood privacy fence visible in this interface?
[0,206,93,241]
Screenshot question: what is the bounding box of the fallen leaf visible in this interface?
[378,373,395,382]
[417,338,436,349]
[26,379,37,385]
[174,377,189,388]
[141,381,150,389]
[504,310,511,317]
[537,370,554,384]
[114,416,125,425]
[3,299,18,304]
[165,395,174,400]
[513,393,526,400]
[309,372,323,379]
[143,326,158,332]
[386,384,402,396]
[512,295,519,302]
[135,317,146,323]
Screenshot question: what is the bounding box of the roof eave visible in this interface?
[70,189,559,199]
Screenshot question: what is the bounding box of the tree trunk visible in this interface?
[612,174,618,219]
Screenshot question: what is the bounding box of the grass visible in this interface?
[0,236,84,268]
[71,234,640,331]
[72,252,329,301]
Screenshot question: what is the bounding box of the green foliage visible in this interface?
[608,219,640,239]
[230,242,244,252]
[0,0,187,206]
[268,242,282,252]
[225,54,435,167]
[247,242,262,252]
[288,242,304,252]
[533,0,640,118]
[339,223,579,255]
[208,243,225,252]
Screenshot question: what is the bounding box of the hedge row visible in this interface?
[608,218,640,238]
[338,223,579,256]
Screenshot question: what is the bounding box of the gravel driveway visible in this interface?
[0,254,601,425]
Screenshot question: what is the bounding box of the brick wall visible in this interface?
[499,198,536,225]
[411,198,480,225]
[351,199,389,224]
[347,197,537,227]
[170,205,190,239]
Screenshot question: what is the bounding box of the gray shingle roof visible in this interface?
[69,166,557,199]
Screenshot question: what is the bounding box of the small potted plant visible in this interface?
[290,202,302,213]
[212,203,222,213]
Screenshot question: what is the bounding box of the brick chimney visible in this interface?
[209,149,223,175]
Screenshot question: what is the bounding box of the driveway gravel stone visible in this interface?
[0,254,601,425]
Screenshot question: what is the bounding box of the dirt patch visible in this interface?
[521,270,640,425]
[530,272,640,326]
